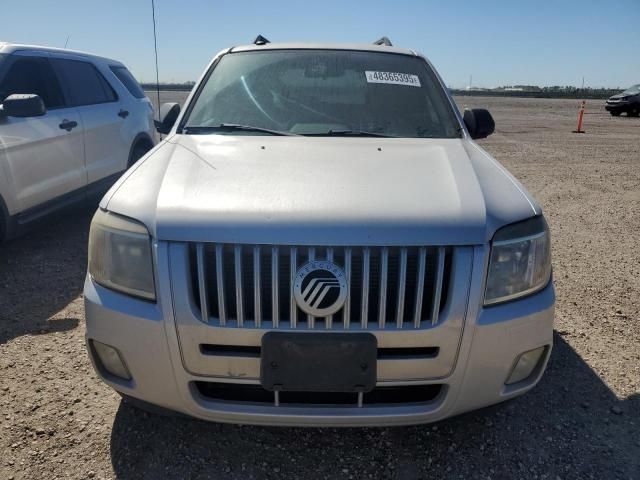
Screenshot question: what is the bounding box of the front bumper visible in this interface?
[605,102,632,112]
[84,243,555,427]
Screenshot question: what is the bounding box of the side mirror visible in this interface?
[154,102,180,134]
[0,94,46,118]
[463,108,495,140]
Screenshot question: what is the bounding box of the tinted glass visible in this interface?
[622,84,640,95]
[110,66,145,98]
[184,50,460,138]
[54,59,117,106]
[0,56,64,108]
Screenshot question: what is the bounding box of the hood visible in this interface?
[102,135,538,245]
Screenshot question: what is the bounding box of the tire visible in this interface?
[610,111,621,117]
[628,108,640,117]
[127,140,153,169]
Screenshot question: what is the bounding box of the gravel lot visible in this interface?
[1,94,638,480]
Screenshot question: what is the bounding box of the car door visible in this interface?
[0,52,85,214]
[51,56,130,185]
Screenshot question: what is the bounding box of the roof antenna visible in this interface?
[373,36,393,46]
[253,35,270,45]
[151,0,162,137]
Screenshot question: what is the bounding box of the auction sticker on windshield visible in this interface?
[365,71,421,87]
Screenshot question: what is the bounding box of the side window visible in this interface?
[53,58,117,106]
[0,56,65,109]
[110,66,145,99]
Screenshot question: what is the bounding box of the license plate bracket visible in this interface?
[260,332,377,393]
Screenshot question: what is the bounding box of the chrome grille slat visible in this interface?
[431,246,446,326]
[271,246,279,328]
[307,247,316,329]
[396,247,407,328]
[196,243,209,322]
[192,244,450,330]
[253,246,261,327]
[326,248,334,328]
[413,247,427,328]
[361,248,370,329]
[234,245,244,326]
[215,244,226,325]
[378,248,388,329]
[289,247,297,328]
[343,248,352,330]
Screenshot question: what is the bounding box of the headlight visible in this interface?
[484,216,551,306]
[88,209,156,300]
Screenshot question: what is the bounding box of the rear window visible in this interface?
[110,66,145,98]
[53,58,117,106]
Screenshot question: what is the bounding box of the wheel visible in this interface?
[610,111,621,117]
[127,140,153,169]
[628,108,640,117]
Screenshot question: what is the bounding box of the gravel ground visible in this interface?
[1,95,639,480]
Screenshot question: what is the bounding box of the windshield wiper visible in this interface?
[183,124,299,136]
[305,129,396,138]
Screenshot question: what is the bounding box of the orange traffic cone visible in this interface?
[573,100,586,133]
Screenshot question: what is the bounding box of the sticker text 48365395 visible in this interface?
[365,71,421,87]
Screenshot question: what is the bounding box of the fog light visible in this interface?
[506,347,545,385]
[92,340,131,380]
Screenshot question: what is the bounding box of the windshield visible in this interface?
[0,54,8,87]
[183,50,461,138]
[622,84,640,95]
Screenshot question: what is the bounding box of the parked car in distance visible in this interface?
[85,37,554,427]
[605,84,640,116]
[0,42,156,240]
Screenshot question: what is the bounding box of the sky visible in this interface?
[2,0,638,89]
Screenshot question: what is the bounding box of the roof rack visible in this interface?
[373,36,393,47]
[253,35,270,45]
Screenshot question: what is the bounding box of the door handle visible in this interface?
[118,109,129,119]
[59,119,78,132]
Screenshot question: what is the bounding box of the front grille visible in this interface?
[194,381,443,406]
[189,244,451,330]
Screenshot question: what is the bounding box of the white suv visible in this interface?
[0,43,156,240]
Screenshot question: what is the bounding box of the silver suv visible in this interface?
[84,39,554,426]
